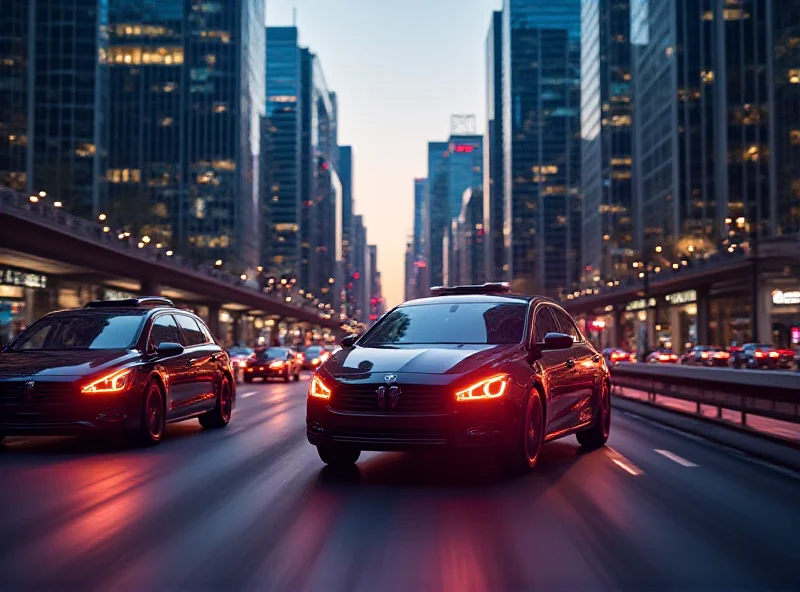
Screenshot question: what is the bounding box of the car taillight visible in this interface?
[610,353,621,360]
[296,353,305,361]
[237,360,247,368]
[755,351,765,358]
[455,375,510,402]
[715,352,730,359]
[658,354,670,361]
[701,352,709,359]
[769,351,779,358]
[670,354,678,360]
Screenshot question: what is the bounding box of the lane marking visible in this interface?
[605,446,644,476]
[655,449,698,467]
[240,391,258,398]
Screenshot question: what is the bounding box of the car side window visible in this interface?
[149,315,183,350]
[176,315,207,347]
[552,308,583,343]
[534,307,558,343]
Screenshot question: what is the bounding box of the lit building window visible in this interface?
[789,69,800,84]
[108,46,184,66]
[213,102,228,113]
[701,70,714,83]
[269,96,297,103]
[159,117,173,127]
[106,169,141,183]
[791,131,800,146]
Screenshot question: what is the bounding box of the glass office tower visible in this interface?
[107,0,265,270]
[502,0,582,298]
[263,26,302,279]
[580,0,633,285]
[484,11,506,282]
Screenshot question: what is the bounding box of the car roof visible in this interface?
[400,293,540,307]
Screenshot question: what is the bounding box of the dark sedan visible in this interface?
[244,347,301,383]
[680,346,731,367]
[0,298,235,446]
[306,283,611,473]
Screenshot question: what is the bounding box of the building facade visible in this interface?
[580,0,633,286]
[484,10,506,282]
[106,0,265,270]
[502,0,582,298]
[0,0,108,218]
[411,177,428,297]
[263,26,302,280]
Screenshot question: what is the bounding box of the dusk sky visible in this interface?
[266,0,503,308]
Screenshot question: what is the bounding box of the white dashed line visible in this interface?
[240,391,258,399]
[606,447,645,476]
[655,449,698,467]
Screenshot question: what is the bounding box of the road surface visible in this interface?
[1,375,797,591]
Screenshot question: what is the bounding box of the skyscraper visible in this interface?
[502,0,582,297]
[339,145,354,315]
[631,0,782,258]
[484,11,506,282]
[351,214,368,322]
[411,177,428,297]
[0,0,108,217]
[299,49,339,304]
[580,0,633,285]
[106,0,265,270]
[427,131,483,288]
[263,26,302,280]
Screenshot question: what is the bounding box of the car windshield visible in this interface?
[359,301,527,346]
[255,347,289,360]
[305,346,324,357]
[9,312,145,351]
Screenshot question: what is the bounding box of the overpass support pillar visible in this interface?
[205,303,221,341]
[140,279,160,296]
[696,288,711,346]
[755,282,773,344]
[610,307,623,349]
[669,306,683,353]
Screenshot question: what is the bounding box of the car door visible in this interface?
[531,305,576,435]
[551,306,598,429]
[148,313,194,418]
[175,314,218,415]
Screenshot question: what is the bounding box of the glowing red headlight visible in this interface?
[455,375,510,402]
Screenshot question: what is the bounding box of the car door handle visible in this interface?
[565,358,575,369]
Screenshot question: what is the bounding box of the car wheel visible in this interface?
[317,443,360,467]
[199,377,233,429]
[577,382,611,449]
[133,381,165,446]
[505,389,545,474]
[293,372,300,382]
[283,370,291,383]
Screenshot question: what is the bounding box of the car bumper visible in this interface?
[245,368,288,378]
[0,393,143,436]
[306,399,519,452]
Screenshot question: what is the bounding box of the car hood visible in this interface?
[0,350,135,379]
[323,344,519,377]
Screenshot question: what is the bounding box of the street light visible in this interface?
[54,201,62,208]
[29,195,39,203]
[215,260,223,267]
[98,213,107,221]
[142,235,151,244]
[38,191,46,197]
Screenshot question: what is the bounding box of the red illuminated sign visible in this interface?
[454,145,474,153]
[353,272,360,280]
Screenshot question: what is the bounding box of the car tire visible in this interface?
[293,372,300,381]
[505,388,545,475]
[132,381,165,447]
[199,377,233,429]
[317,443,360,467]
[577,382,611,449]
[283,370,291,383]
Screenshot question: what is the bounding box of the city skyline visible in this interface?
[266,0,503,308]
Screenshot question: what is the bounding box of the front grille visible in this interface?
[0,381,77,405]
[332,383,451,414]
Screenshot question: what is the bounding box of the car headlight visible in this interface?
[269,360,284,369]
[456,374,510,402]
[309,375,331,399]
[82,368,133,394]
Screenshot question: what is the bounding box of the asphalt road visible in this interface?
[1,375,798,591]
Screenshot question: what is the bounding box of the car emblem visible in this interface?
[376,384,402,410]
[23,380,35,403]
[384,374,397,383]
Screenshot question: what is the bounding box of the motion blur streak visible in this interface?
[0,377,798,590]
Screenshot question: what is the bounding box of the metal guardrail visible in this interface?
[610,363,800,425]
[0,188,344,325]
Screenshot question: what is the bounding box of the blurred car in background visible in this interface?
[646,349,679,364]
[680,345,731,367]
[728,345,745,368]
[602,348,635,367]
[741,343,780,369]
[302,345,332,371]
[244,346,302,383]
[774,348,796,370]
[227,346,254,382]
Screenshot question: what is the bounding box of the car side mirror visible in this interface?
[156,342,184,357]
[341,335,357,349]
[542,332,574,351]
